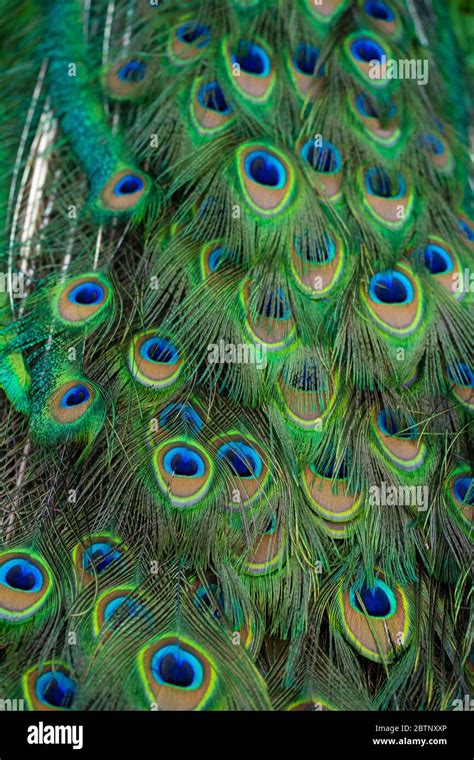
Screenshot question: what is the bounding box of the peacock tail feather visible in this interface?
[0,0,472,714]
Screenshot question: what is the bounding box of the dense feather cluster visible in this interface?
[0,0,472,711]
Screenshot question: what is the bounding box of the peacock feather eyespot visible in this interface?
[83,543,122,574]
[213,433,270,509]
[363,0,395,22]
[200,242,237,279]
[100,168,149,213]
[93,587,151,638]
[0,550,53,622]
[105,57,150,100]
[73,534,126,586]
[411,237,462,298]
[457,214,474,250]
[362,1,401,38]
[224,38,275,102]
[454,476,473,506]
[54,274,111,324]
[193,582,225,621]
[170,21,211,63]
[191,79,234,135]
[351,37,385,63]
[303,451,362,521]
[370,271,413,305]
[351,92,400,145]
[128,331,183,388]
[294,43,324,77]
[345,32,391,88]
[49,380,95,424]
[278,360,336,428]
[291,230,344,296]
[242,520,286,576]
[349,580,397,618]
[23,663,76,711]
[242,281,296,350]
[117,60,147,83]
[338,574,411,662]
[138,636,217,710]
[236,142,296,217]
[289,43,325,97]
[424,242,453,275]
[373,407,426,471]
[362,265,423,336]
[159,402,203,436]
[300,139,343,201]
[446,362,474,388]
[447,468,473,527]
[153,439,214,508]
[362,166,413,228]
[445,361,474,410]
[418,132,453,173]
[217,441,262,478]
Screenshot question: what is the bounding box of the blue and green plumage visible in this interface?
[0,0,472,713]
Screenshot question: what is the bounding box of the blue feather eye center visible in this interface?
[447,362,474,387]
[208,246,230,272]
[363,1,395,21]
[217,441,262,478]
[198,82,231,113]
[296,234,335,263]
[285,361,321,391]
[356,94,396,120]
[419,133,444,155]
[68,282,104,305]
[163,447,206,477]
[454,476,473,506]
[294,43,324,76]
[151,645,203,689]
[350,580,396,618]
[83,543,121,573]
[194,583,223,614]
[458,218,474,241]
[365,167,404,198]
[245,151,286,187]
[311,456,348,479]
[302,140,341,173]
[60,384,90,408]
[255,288,290,320]
[351,37,385,63]
[36,672,76,709]
[423,243,452,274]
[356,93,379,117]
[141,338,178,364]
[369,271,413,305]
[177,22,211,48]
[378,409,418,438]
[159,404,203,434]
[104,596,142,622]
[113,174,144,196]
[0,558,43,592]
[117,60,147,82]
[233,41,270,75]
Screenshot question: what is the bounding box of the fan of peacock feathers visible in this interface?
[0,0,472,713]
